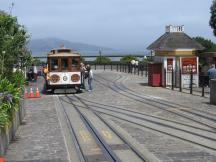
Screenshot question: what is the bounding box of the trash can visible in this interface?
[210,79,216,105]
[148,63,162,87]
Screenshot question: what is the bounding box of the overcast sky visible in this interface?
[0,0,214,50]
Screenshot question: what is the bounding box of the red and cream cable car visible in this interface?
[45,48,82,93]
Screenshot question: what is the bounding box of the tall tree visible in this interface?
[210,0,216,36]
[193,36,216,51]
[0,11,31,77]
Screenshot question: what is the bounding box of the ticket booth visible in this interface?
[147,25,204,88]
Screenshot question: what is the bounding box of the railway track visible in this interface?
[58,94,148,162]
[94,73,216,131]
[65,95,216,154]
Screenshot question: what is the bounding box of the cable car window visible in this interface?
[61,58,68,71]
[51,59,58,71]
[72,58,79,67]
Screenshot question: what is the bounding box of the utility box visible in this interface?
[210,79,216,105]
[148,63,162,87]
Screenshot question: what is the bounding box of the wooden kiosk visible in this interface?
[147,25,204,88]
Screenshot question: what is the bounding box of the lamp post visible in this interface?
[1,51,5,75]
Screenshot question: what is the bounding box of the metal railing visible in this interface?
[87,62,148,77]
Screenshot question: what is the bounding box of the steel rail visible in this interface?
[94,74,216,130]
[58,96,86,162]
[64,95,121,162]
[70,95,147,162]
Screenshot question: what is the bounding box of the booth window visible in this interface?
[61,58,68,71]
[51,59,59,71]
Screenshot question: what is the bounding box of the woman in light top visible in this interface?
[86,65,93,91]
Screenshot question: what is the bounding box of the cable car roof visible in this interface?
[47,48,80,57]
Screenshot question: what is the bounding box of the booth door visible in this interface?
[166,58,173,86]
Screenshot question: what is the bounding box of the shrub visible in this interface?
[95,56,111,64]
[120,55,137,63]
[0,76,21,128]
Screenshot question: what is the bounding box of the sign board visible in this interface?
[181,57,197,74]
[181,57,199,88]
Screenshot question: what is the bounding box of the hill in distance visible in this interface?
[27,38,114,56]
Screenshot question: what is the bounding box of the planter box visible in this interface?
[0,99,25,155]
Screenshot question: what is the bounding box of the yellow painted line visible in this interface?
[101,130,112,140]
[79,130,91,142]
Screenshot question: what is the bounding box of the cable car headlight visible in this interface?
[63,76,68,81]
[71,74,80,82]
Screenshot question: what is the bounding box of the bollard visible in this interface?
[210,79,216,105]
[104,64,105,71]
[117,64,118,71]
[95,64,96,70]
[111,64,112,71]
[202,85,205,97]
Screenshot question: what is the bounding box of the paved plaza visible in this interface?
[4,70,216,162]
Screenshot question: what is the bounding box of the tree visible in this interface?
[210,0,216,36]
[95,55,111,64]
[120,55,137,63]
[0,11,31,77]
[193,36,216,52]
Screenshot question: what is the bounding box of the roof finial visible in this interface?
[166,25,184,33]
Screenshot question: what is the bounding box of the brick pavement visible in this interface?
[4,78,70,162]
[4,71,216,162]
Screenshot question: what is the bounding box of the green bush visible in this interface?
[120,55,137,63]
[95,56,111,64]
[0,76,21,128]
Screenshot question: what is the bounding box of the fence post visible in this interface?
[117,64,118,71]
[179,69,182,92]
[141,64,144,76]
[111,63,112,71]
[164,68,167,87]
[172,68,174,90]
[104,64,105,71]
[138,65,140,76]
[190,71,193,94]
[145,64,148,77]
[134,66,136,75]
[95,64,96,70]
[120,64,122,72]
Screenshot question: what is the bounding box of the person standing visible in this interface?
[80,62,87,89]
[208,64,216,81]
[86,65,93,91]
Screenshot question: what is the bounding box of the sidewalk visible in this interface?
[4,77,70,162]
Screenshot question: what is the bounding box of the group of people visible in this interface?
[81,63,93,91]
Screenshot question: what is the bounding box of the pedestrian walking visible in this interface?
[86,65,93,91]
